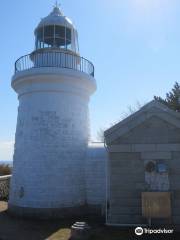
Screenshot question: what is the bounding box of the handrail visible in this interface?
[15,51,95,77]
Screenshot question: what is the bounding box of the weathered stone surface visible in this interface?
[9,66,97,213]
[108,144,180,153]
[112,116,180,145]
[172,216,180,224]
[141,151,172,160]
[108,214,144,224]
[156,144,180,151]
[110,206,141,215]
[105,101,180,225]
[105,101,180,145]
[85,143,107,209]
[0,176,11,200]
[110,198,141,207]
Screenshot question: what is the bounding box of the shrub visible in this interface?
[0,164,12,176]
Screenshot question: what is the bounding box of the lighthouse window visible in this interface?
[74,30,79,53]
[35,25,74,51]
[66,39,72,50]
[54,26,66,48]
[66,28,71,41]
[66,28,71,50]
[44,26,54,47]
[54,38,65,48]
[37,27,43,40]
[36,27,44,49]
[44,25,54,37]
[55,26,65,39]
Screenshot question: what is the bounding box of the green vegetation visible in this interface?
[0,164,12,176]
[154,82,180,112]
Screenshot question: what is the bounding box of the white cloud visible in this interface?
[0,140,14,160]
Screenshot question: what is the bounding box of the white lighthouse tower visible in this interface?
[9,5,96,217]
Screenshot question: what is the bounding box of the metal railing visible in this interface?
[15,51,94,77]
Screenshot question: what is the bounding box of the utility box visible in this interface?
[142,192,171,219]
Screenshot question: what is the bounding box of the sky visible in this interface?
[1,0,180,160]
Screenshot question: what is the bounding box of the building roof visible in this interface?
[104,100,180,144]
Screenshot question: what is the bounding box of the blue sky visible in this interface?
[1,0,180,160]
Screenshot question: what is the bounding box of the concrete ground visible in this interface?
[0,201,180,240]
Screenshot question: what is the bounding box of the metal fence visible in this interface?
[15,51,95,77]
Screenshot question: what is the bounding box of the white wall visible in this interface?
[9,67,96,209]
[85,143,107,208]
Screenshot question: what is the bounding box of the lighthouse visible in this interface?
[9,5,96,217]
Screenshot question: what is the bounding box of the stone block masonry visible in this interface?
[9,66,96,217]
[0,175,11,200]
[85,143,107,213]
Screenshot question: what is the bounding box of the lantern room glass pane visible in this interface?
[66,39,71,50]
[75,30,79,53]
[54,38,65,48]
[44,38,54,47]
[37,27,43,41]
[66,28,71,41]
[35,25,77,51]
[44,25,54,38]
[55,26,65,38]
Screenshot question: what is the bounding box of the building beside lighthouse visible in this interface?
[105,100,180,226]
[9,5,107,217]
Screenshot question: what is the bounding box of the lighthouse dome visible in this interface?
[34,6,79,54]
[36,6,74,29]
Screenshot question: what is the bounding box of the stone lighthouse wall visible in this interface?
[85,143,107,214]
[9,68,96,216]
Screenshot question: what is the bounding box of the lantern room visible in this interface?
[34,6,79,54]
